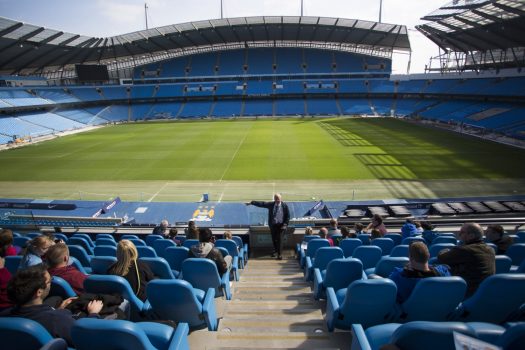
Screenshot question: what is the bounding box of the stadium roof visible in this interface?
[0,16,409,75]
[416,0,525,53]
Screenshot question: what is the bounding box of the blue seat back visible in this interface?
[128,239,147,247]
[95,238,117,247]
[339,279,397,328]
[498,322,525,350]
[152,239,177,258]
[432,236,457,245]
[323,258,363,291]
[53,233,69,243]
[371,238,394,256]
[93,245,117,257]
[147,279,206,328]
[26,233,41,238]
[311,247,344,271]
[71,234,95,247]
[215,239,239,257]
[50,276,77,298]
[13,236,30,248]
[401,277,467,322]
[90,256,117,274]
[384,233,402,246]
[231,236,243,248]
[182,239,200,249]
[305,239,331,259]
[95,234,115,241]
[181,258,222,295]
[429,243,456,258]
[145,234,163,247]
[460,273,525,323]
[83,275,145,321]
[165,246,190,272]
[401,237,426,245]
[72,318,189,350]
[303,235,321,243]
[495,255,512,274]
[373,256,409,278]
[5,255,22,274]
[121,234,140,240]
[0,317,54,349]
[389,321,477,350]
[506,243,525,266]
[136,246,158,258]
[68,237,94,255]
[67,245,92,267]
[339,238,362,258]
[390,245,409,257]
[67,256,89,274]
[139,257,175,279]
[357,234,371,245]
[353,245,383,270]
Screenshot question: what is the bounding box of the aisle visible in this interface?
[189,255,349,349]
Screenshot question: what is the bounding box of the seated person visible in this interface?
[437,222,495,297]
[1,265,102,347]
[354,222,365,236]
[370,229,383,239]
[152,219,169,237]
[0,229,18,257]
[318,227,334,246]
[46,244,88,295]
[485,224,513,255]
[334,226,352,246]
[389,242,450,303]
[421,221,439,245]
[107,240,154,302]
[223,230,240,251]
[0,257,13,311]
[365,214,388,235]
[20,236,55,269]
[401,219,419,240]
[189,228,231,275]
[327,218,341,237]
[185,220,199,239]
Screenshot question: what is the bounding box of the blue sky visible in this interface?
[0,0,447,73]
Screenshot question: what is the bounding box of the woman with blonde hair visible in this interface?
[107,240,154,301]
[20,235,54,269]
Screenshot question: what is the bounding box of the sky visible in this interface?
[0,0,447,74]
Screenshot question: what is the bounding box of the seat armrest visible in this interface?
[351,324,372,350]
[168,322,190,350]
[313,268,323,300]
[203,288,218,331]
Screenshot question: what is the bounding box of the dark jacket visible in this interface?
[0,304,99,346]
[490,236,514,255]
[437,240,495,297]
[389,264,451,303]
[107,260,154,302]
[189,242,228,275]
[250,200,290,227]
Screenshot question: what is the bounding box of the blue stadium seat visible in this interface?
[147,279,217,331]
[93,245,117,257]
[389,245,409,257]
[339,238,363,258]
[326,278,397,331]
[371,238,395,256]
[164,246,189,278]
[299,239,331,269]
[313,258,363,300]
[214,239,241,280]
[145,234,164,247]
[95,238,117,247]
[67,245,92,270]
[429,243,456,258]
[304,247,344,282]
[495,255,513,274]
[90,256,117,275]
[384,234,402,246]
[5,255,22,274]
[137,246,158,258]
[365,256,409,278]
[181,258,231,300]
[50,276,77,298]
[139,257,176,279]
[352,245,383,270]
[0,317,62,350]
[71,318,190,350]
[152,239,177,258]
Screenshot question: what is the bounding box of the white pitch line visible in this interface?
[219,125,252,181]
[147,182,169,202]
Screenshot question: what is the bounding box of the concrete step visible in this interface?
[213,331,349,349]
[225,299,321,311]
[223,307,323,320]
[218,318,328,333]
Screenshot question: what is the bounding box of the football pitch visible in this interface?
[0,117,524,202]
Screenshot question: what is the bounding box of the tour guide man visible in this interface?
[246,193,290,260]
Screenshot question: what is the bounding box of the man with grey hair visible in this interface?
[246,193,290,260]
[152,219,169,237]
[437,222,495,297]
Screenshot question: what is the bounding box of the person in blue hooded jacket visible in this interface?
[401,219,419,240]
[389,242,450,303]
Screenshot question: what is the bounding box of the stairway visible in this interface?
[188,255,350,349]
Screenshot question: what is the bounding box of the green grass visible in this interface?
[0,117,523,201]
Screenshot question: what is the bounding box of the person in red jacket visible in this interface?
[0,229,17,257]
[46,243,87,296]
[0,257,13,310]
